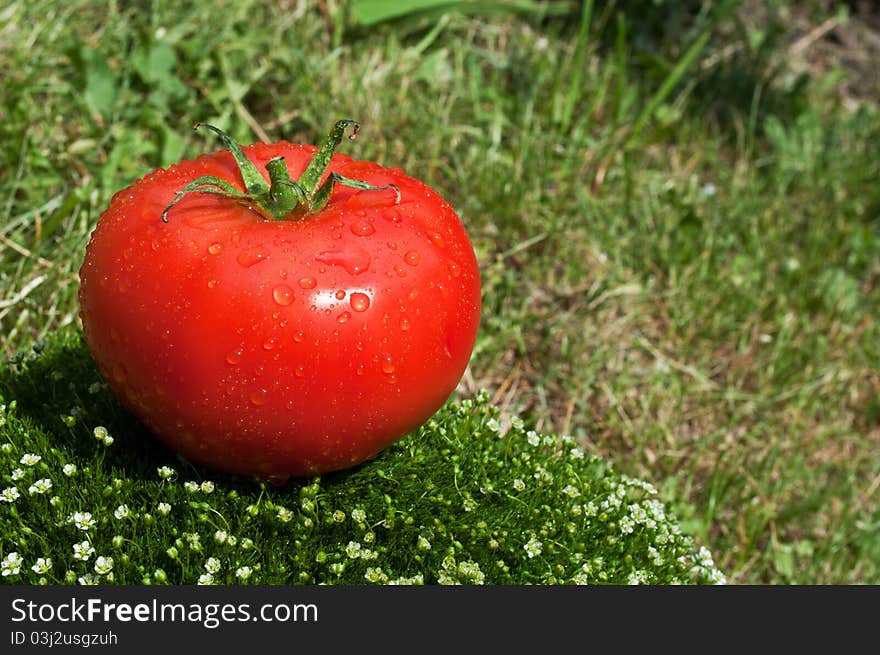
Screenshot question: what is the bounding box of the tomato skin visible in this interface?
[78,142,481,478]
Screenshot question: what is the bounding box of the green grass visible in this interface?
[1,0,878,583]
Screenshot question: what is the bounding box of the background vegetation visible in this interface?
[1,0,878,583]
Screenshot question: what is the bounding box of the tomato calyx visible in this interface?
[161,119,401,223]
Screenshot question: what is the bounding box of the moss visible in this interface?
[0,330,724,585]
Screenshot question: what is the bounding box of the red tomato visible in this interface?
[78,121,481,481]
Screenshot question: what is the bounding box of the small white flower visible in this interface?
[157,502,171,515]
[351,508,366,524]
[526,431,540,447]
[276,507,294,523]
[31,557,53,574]
[77,573,99,585]
[235,566,252,580]
[214,530,228,544]
[113,504,131,520]
[88,382,104,394]
[486,418,500,433]
[569,447,585,460]
[71,512,96,531]
[183,481,199,493]
[94,556,114,575]
[1,487,20,502]
[157,466,175,480]
[102,436,114,446]
[417,536,432,551]
[204,558,221,574]
[184,532,201,551]
[62,464,77,477]
[49,496,60,507]
[2,552,23,576]
[197,573,214,585]
[524,536,543,559]
[11,468,25,481]
[28,478,52,494]
[93,427,109,442]
[562,484,581,498]
[345,542,363,559]
[513,478,525,492]
[200,481,214,493]
[73,541,95,561]
[20,453,41,466]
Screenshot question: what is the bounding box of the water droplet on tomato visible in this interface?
[226,349,243,365]
[272,284,294,306]
[208,242,223,255]
[255,364,265,376]
[381,355,396,374]
[449,262,461,277]
[207,279,219,288]
[429,232,445,247]
[237,250,267,268]
[337,311,351,324]
[350,220,375,237]
[298,277,316,289]
[316,248,371,275]
[295,366,305,378]
[404,251,420,266]
[285,399,296,411]
[350,293,370,312]
[263,337,277,350]
[394,264,406,277]
[250,389,268,406]
[293,331,304,343]
[400,318,411,331]
[356,364,365,376]
[335,289,346,300]
[111,362,127,384]
[387,241,398,250]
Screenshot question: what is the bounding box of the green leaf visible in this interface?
[79,47,117,120]
[351,0,574,26]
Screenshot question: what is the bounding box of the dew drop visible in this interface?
[298,277,316,289]
[429,232,445,247]
[350,220,375,237]
[356,364,365,376]
[335,289,346,300]
[207,279,219,289]
[387,241,398,250]
[404,251,420,266]
[449,262,461,277]
[255,365,265,377]
[381,355,396,374]
[394,264,406,277]
[285,400,296,411]
[350,292,370,312]
[272,284,294,306]
[293,331,305,343]
[225,349,243,365]
[250,389,268,406]
[400,318,411,331]
[337,311,351,324]
[208,242,223,255]
[263,337,278,350]
[295,366,305,378]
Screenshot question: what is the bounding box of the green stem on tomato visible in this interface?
[161,119,400,223]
